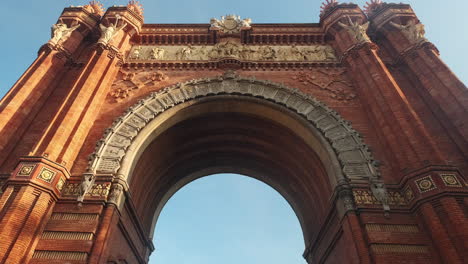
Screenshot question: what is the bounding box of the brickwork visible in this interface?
[0,1,466,263]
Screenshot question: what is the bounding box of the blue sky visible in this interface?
[0,1,467,263]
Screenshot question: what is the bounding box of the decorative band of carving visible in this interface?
[32,250,88,261]
[365,224,420,233]
[123,60,341,71]
[88,72,380,184]
[370,244,429,254]
[50,212,99,221]
[353,189,408,207]
[127,44,338,62]
[61,182,111,198]
[41,231,94,240]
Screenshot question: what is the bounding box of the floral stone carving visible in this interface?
[292,70,356,101]
[109,70,168,102]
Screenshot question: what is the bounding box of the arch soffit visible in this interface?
[87,72,381,187]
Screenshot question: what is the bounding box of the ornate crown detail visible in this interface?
[210,15,252,34]
[364,0,384,16]
[127,0,144,17]
[83,1,104,16]
[320,0,339,17]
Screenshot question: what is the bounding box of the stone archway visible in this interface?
[79,72,388,263]
[88,72,381,184]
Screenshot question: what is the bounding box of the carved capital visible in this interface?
[107,183,125,209]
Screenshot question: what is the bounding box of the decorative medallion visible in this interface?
[210,15,251,34]
[403,186,414,202]
[37,167,56,183]
[439,174,462,188]
[415,176,437,193]
[18,164,36,177]
[56,177,66,191]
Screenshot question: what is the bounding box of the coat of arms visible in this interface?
[210,15,252,34]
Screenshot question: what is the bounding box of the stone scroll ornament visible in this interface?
[78,72,389,212]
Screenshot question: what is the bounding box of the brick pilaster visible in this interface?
[368,3,468,159]
[0,7,100,171]
[418,202,462,264]
[0,158,69,263]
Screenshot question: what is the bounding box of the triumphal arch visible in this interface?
[0,0,467,263]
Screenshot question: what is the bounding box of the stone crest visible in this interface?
[210,15,251,33]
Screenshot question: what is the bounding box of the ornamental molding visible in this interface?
[87,72,381,188]
[127,43,337,62]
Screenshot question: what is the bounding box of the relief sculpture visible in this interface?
[127,43,337,62]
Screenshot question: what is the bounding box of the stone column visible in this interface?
[0,157,69,263]
[321,4,444,180]
[0,6,100,170]
[368,3,468,159]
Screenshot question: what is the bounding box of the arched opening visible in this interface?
[149,173,307,264]
[92,76,382,263]
[124,95,338,250]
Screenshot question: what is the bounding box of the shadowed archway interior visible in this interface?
[125,95,338,252]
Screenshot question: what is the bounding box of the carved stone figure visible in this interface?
[390,20,427,44]
[239,45,255,60]
[304,46,320,61]
[209,15,252,34]
[107,184,124,204]
[131,46,142,59]
[260,46,276,60]
[322,45,337,60]
[77,173,95,203]
[98,15,127,45]
[210,17,222,30]
[338,16,371,44]
[370,181,390,212]
[240,18,252,28]
[177,45,194,60]
[193,46,208,60]
[49,22,80,46]
[150,47,165,59]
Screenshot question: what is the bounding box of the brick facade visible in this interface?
[0,1,466,263]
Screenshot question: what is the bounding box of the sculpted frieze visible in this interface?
[127,43,337,62]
